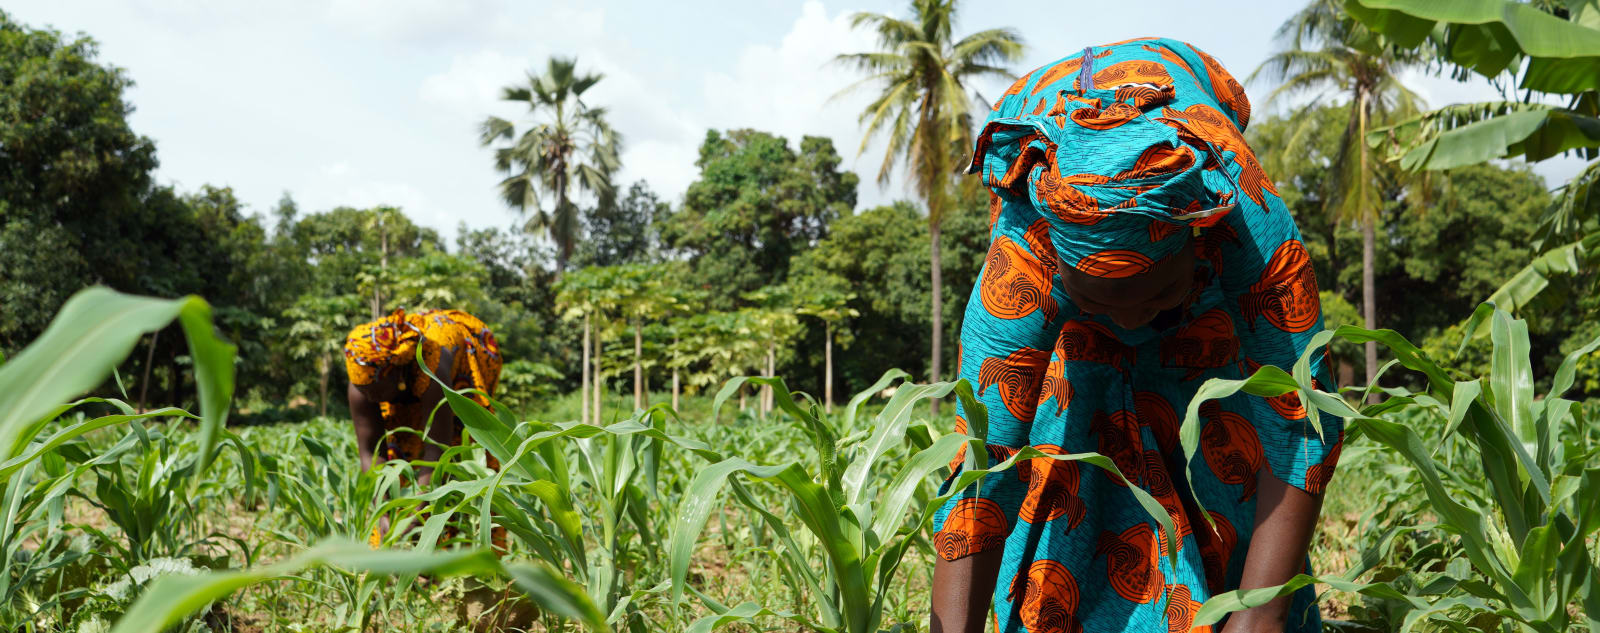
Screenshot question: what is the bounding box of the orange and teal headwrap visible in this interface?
[343,309,438,396]
[971,37,1275,278]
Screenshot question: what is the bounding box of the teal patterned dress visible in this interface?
[933,37,1342,633]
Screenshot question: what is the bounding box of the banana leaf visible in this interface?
[1347,0,1600,94]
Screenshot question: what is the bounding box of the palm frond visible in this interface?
[949,27,1024,67]
[479,116,515,146]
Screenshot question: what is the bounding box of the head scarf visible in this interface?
[971,37,1274,278]
[343,309,440,397]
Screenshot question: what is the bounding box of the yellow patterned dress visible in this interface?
[345,309,503,463]
[343,309,504,547]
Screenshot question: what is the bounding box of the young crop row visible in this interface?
[1,287,1597,632]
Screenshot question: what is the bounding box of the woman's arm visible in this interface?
[1222,471,1324,632]
[348,382,384,472]
[415,346,457,488]
[932,548,1004,633]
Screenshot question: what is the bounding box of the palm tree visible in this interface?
[1251,0,1425,392]
[480,57,621,274]
[837,0,1022,412]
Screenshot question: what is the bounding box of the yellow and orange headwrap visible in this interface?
[343,309,439,396]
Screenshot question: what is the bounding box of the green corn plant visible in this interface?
[1182,304,1600,632]
[0,288,234,629]
[666,370,1174,633]
[0,288,608,632]
[417,356,724,631]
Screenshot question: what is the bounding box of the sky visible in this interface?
[8,0,1588,243]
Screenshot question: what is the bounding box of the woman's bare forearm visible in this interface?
[348,383,383,472]
[1223,470,1323,632]
[931,548,1003,633]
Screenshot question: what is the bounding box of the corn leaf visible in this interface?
[0,287,234,477]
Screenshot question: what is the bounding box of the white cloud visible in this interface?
[322,161,351,177]
[693,1,894,206]
[323,0,503,46]
[420,49,532,118]
[339,180,429,216]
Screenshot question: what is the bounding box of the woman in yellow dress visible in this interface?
[343,309,503,544]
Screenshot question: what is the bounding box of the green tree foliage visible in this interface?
[1346,0,1600,392]
[790,194,988,391]
[661,130,858,308]
[1253,106,1586,388]
[572,180,666,268]
[0,10,156,348]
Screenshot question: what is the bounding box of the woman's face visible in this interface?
[1059,242,1195,330]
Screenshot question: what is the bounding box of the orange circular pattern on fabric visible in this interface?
[1134,391,1179,454]
[1159,308,1240,381]
[1241,240,1321,333]
[1018,444,1087,527]
[977,347,1052,422]
[1164,584,1207,633]
[1200,402,1264,502]
[1011,559,1083,633]
[1076,250,1154,278]
[1096,523,1164,603]
[1036,358,1073,417]
[1081,60,1173,92]
[1195,509,1237,593]
[1035,164,1107,226]
[1069,101,1142,130]
[935,498,1010,561]
[1091,409,1145,487]
[980,236,1058,321]
[1057,320,1137,370]
[1305,438,1343,495]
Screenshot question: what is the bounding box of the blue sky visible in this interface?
[8,0,1585,242]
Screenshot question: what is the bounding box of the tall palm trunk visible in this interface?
[633,318,644,411]
[582,314,591,424]
[671,333,680,411]
[929,221,944,415]
[371,220,388,318]
[763,342,776,416]
[138,330,159,413]
[593,331,603,425]
[318,354,330,418]
[824,321,834,414]
[1362,218,1378,398]
[1357,91,1379,402]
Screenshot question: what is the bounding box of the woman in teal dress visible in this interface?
[929,38,1341,633]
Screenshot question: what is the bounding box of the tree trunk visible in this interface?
[318,354,330,418]
[929,220,944,415]
[824,321,833,414]
[582,315,591,425]
[634,318,643,411]
[671,335,680,411]
[739,388,747,413]
[593,333,603,425]
[1362,217,1379,403]
[167,354,181,407]
[372,221,388,319]
[764,342,775,417]
[138,330,159,413]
